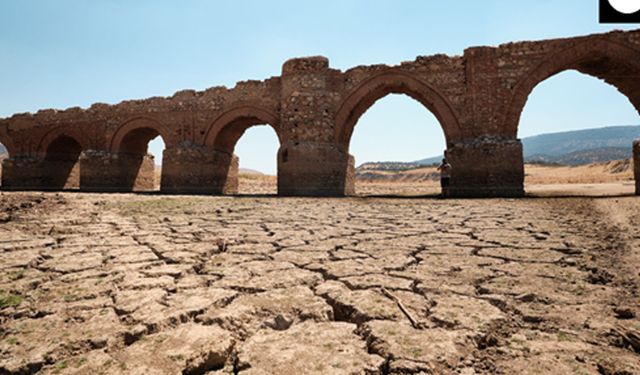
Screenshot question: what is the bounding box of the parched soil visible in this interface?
[0,191,639,374]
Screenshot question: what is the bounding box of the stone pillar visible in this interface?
[446,138,524,198]
[278,56,353,196]
[1,157,45,190]
[80,151,156,192]
[161,144,239,195]
[278,142,354,196]
[634,140,640,196]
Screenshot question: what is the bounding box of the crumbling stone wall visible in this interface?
[1,29,639,197]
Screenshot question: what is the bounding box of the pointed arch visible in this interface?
[334,71,462,150]
[203,105,281,153]
[37,127,88,157]
[504,38,640,137]
[109,116,174,154]
[107,116,173,191]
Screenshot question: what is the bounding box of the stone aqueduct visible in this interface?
[1,29,640,197]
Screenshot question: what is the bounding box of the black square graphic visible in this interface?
[600,0,640,23]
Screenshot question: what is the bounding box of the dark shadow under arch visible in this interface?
[43,135,83,190]
[37,127,89,157]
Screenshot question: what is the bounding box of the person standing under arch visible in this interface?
[437,158,452,198]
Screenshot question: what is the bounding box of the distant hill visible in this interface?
[522,125,640,158]
[0,143,6,156]
[407,125,640,168]
[412,156,442,166]
[527,147,632,166]
[238,168,264,175]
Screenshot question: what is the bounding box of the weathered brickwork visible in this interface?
[1,30,639,196]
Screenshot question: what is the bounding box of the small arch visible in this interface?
[110,116,174,153]
[37,127,88,157]
[202,106,281,195]
[203,105,281,153]
[335,71,462,150]
[109,117,171,191]
[504,39,640,137]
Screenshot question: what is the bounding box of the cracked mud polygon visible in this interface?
[1,192,639,374]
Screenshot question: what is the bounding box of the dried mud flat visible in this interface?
[0,191,639,374]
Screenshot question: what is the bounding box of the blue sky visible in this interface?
[1,1,639,173]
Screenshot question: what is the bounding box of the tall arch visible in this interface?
[504,39,640,137]
[204,105,281,152]
[334,71,462,151]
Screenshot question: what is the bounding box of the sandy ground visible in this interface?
[237,177,636,198]
[0,188,639,374]
[525,182,636,197]
[235,160,636,197]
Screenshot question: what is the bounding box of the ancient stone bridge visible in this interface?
[1,29,640,197]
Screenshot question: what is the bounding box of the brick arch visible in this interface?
[37,127,89,157]
[334,71,462,150]
[203,105,281,153]
[504,39,640,137]
[109,116,175,154]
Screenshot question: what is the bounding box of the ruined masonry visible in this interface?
[1,29,639,197]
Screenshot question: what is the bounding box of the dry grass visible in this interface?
[356,160,634,186]
[524,160,633,185]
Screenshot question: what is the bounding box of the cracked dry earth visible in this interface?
[0,192,639,375]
